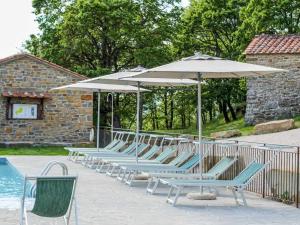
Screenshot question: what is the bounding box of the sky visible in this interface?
[0,0,190,59]
[0,0,39,58]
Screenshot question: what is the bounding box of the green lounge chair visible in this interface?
[115,148,193,181]
[80,140,128,166]
[86,134,163,169]
[122,153,200,186]
[95,144,161,173]
[165,158,273,206]
[82,133,149,166]
[85,142,149,168]
[81,140,137,167]
[20,176,78,225]
[146,155,237,194]
[110,145,177,180]
[70,140,128,163]
[66,131,126,161]
[97,136,167,170]
[67,139,119,160]
[104,136,187,176]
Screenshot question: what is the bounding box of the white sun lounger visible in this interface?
[81,133,148,166]
[67,131,130,162]
[90,135,165,171]
[146,143,240,194]
[104,137,188,175]
[112,148,193,180]
[146,155,237,194]
[164,151,278,206]
[84,142,149,168]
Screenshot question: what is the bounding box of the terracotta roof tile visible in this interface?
[244,34,300,55]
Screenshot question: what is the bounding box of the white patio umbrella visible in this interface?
[80,67,198,166]
[51,82,149,150]
[123,53,287,198]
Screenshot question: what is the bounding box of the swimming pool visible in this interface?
[0,158,26,198]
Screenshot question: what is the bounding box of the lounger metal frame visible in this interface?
[98,135,166,174]
[20,175,78,225]
[68,131,128,163]
[146,142,240,194]
[84,133,149,169]
[165,150,279,206]
[119,140,196,185]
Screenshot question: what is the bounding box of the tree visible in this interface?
[26,0,182,128]
[175,0,247,59]
[236,0,300,55]
[174,0,248,123]
[27,0,292,131]
[240,0,300,42]
[26,0,72,66]
[26,0,182,72]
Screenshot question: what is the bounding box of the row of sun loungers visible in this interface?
[65,131,278,206]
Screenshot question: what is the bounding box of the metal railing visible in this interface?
[98,127,300,208]
[201,142,299,207]
[29,161,69,197]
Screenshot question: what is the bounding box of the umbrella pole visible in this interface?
[197,73,203,193]
[111,93,114,142]
[136,82,141,166]
[187,73,216,200]
[97,90,101,151]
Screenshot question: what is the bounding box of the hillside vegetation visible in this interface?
[156,116,300,137]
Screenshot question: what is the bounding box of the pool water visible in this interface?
[0,158,26,197]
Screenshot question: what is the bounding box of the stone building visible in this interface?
[0,53,93,145]
[244,34,300,125]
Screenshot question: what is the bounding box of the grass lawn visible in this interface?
[293,115,300,127]
[155,115,300,137]
[155,117,254,137]
[0,146,69,156]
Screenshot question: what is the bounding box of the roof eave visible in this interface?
[0,53,87,80]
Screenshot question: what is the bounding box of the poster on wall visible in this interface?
[12,104,38,119]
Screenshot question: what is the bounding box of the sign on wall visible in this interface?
[12,104,38,119]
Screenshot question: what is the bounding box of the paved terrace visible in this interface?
[1,156,300,225]
[232,127,300,147]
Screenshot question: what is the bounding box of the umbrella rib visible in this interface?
[253,71,268,77]
[231,72,242,78]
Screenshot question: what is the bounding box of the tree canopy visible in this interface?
[25,0,293,132]
[28,0,182,74]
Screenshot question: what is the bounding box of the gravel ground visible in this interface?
[0,156,299,225]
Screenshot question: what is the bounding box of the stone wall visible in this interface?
[245,54,300,125]
[0,56,93,145]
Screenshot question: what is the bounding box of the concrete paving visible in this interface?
[232,127,300,147]
[1,156,300,225]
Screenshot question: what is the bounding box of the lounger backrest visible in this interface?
[141,145,160,160]
[179,154,200,170]
[110,141,126,152]
[105,139,119,150]
[168,151,193,166]
[31,177,76,218]
[233,162,264,185]
[154,146,177,163]
[205,156,236,178]
[121,142,137,154]
[128,143,149,155]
